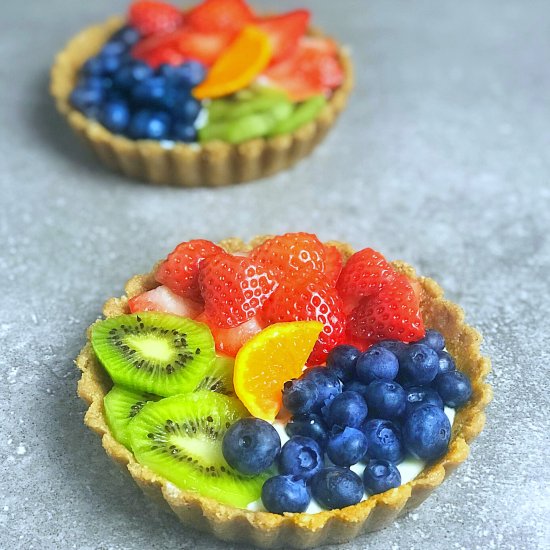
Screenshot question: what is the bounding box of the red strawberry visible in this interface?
[337,247,396,300]
[343,331,373,353]
[347,274,425,344]
[256,10,310,65]
[184,0,254,34]
[199,253,277,328]
[250,232,327,284]
[129,1,184,36]
[261,276,346,366]
[323,244,343,286]
[128,285,203,318]
[155,239,224,301]
[141,46,187,68]
[175,30,232,66]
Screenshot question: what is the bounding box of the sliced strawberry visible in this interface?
[256,10,310,65]
[184,0,254,34]
[129,1,183,36]
[347,274,425,344]
[323,244,343,286]
[199,253,278,328]
[141,46,187,68]
[175,30,233,66]
[343,331,373,353]
[128,285,203,318]
[155,239,224,301]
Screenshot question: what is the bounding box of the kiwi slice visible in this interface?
[194,355,235,396]
[128,391,269,508]
[104,385,160,449]
[91,313,216,397]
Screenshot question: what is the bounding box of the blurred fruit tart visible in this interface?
[50,0,353,186]
[76,233,491,548]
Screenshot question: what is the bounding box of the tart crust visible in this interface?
[75,238,492,548]
[50,17,354,187]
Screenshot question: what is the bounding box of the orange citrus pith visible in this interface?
[233,321,323,422]
[193,25,273,100]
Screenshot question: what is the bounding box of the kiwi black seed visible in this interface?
[194,355,235,396]
[128,391,269,508]
[91,313,216,396]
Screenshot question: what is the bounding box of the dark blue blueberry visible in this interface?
[171,121,197,142]
[109,25,141,46]
[261,475,310,514]
[132,77,168,107]
[113,60,154,91]
[162,60,207,87]
[405,386,443,415]
[356,346,399,384]
[100,52,124,75]
[363,459,401,495]
[282,379,319,415]
[435,371,472,408]
[377,340,408,360]
[311,467,364,510]
[127,110,170,140]
[437,350,456,375]
[172,97,201,123]
[402,404,451,461]
[81,76,112,90]
[285,413,329,450]
[222,418,280,475]
[398,344,439,385]
[365,380,406,420]
[278,436,323,479]
[69,85,105,112]
[302,367,342,410]
[343,380,369,400]
[322,391,368,428]
[326,426,368,467]
[416,329,445,352]
[361,419,404,464]
[99,99,130,134]
[82,56,106,77]
[326,344,360,383]
[101,40,128,58]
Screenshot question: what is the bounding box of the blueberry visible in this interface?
[437,350,456,375]
[302,367,342,410]
[361,419,404,464]
[113,60,153,90]
[377,340,408,360]
[402,404,451,461]
[326,345,360,383]
[173,97,202,123]
[165,60,207,87]
[416,329,445,352]
[81,76,112,90]
[399,344,439,385]
[109,25,141,46]
[326,426,368,467]
[278,436,323,479]
[261,475,310,514]
[365,380,406,420]
[285,413,329,449]
[69,85,105,112]
[127,110,170,140]
[343,380,369,400]
[171,122,197,143]
[405,386,443,415]
[282,379,319,415]
[82,56,106,77]
[322,391,368,428]
[435,371,472,407]
[132,77,168,107]
[222,418,280,475]
[101,40,128,58]
[363,459,401,495]
[310,467,364,510]
[99,99,130,134]
[356,346,399,383]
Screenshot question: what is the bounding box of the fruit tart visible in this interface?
[51,0,353,187]
[76,233,491,548]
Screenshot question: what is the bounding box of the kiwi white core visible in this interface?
[124,334,176,363]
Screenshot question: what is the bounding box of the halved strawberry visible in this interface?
[175,30,233,66]
[129,1,183,36]
[128,285,203,318]
[184,0,254,34]
[256,10,310,65]
[141,46,187,68]
[323,244,343,286]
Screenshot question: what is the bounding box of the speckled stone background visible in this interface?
[1,0,549,548]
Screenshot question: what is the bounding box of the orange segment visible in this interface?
[193,25,273,99]
[233,321,323,421]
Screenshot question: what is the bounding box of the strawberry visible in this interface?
[128,285,203,318]
[250,232,327,284]
[337,247,396,300]
[256,10,310,65]
[175,30,233,66]
[129,1,184,36]
[184,0,254,34]
[199,253,277,328]
[197,312,263,356]
[347,274,425,344]
[261,276,346,366]
[343,331,373,353]
[155,239,224,301]
[323,244,343,286]
[141,46,187,68]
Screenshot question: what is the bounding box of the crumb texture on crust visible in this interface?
[50,17,354,188]
[75,238,492,549]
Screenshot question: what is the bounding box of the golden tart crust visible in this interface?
[50,18,354,187]
[75,237,492,548]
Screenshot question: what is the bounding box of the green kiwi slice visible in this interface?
[194,355,235,396]
[128,391,269,508]
[103,385,160,449]
[91,313,216,397]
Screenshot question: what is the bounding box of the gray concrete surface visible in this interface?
[1,0,549,548]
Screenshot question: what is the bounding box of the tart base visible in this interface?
[75,238,492,548]
[50,18,354,187]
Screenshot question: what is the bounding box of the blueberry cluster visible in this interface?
[69,26,206,142]
[223,330,472,514]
